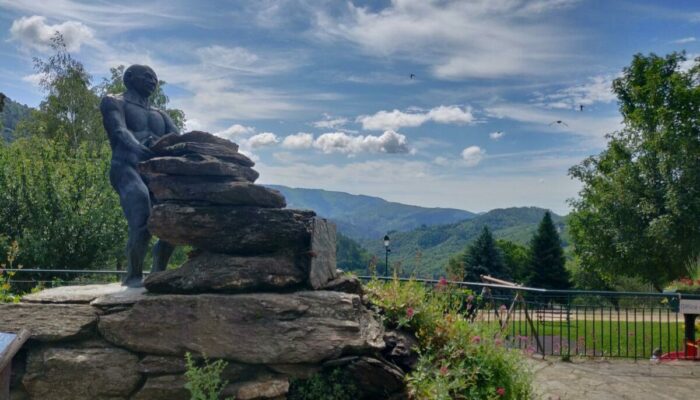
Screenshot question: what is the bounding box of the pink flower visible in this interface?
[494,338,503,346]
[467,294,474,302]
[439,365,448,375]
[406,307,415,319]
[497,387,506,397]
[471,336,481,344]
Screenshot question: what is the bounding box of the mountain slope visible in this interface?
[268,185,475,240]
[1,97,32,142]
[358,207,568,278]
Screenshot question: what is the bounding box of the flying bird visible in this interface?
[409,73,416,80]
[579,104,584,111]
[549,120,569,127]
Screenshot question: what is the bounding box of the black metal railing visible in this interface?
[359,276,700,361]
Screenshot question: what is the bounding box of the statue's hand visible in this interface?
[133,143,154,160]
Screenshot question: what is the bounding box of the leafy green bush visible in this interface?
[366,277,533,399]
[288,368,360,400]
[184,353,233,400]
[0,237,21,303]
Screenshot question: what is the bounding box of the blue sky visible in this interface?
[1,0,698,214]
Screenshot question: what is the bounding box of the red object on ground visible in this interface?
[660,340,699,361]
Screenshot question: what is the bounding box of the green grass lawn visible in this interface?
[482,319,693,358]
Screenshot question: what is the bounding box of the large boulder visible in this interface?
[148,205,319,255]
[0,303,98,342]
[139,154,259,181]
[98,291,384,364]
[144,252,305,294]
[148,176,286,207]
[22,346,141,400]
[151,131,240,154]
[131,375,190,400]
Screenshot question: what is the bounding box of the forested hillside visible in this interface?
[1,97,32,141]
[269,185,475,240]
[357,207,567,278]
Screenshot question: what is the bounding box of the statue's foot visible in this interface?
[122,275,144,287]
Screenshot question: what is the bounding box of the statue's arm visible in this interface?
[160,110,180,135]
[100,96,142,148]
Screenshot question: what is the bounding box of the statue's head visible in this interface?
[123,65,157,98]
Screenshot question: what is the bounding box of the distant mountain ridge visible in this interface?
[1,97,32,142]
[267,185,476,240]
[358,207,568,278]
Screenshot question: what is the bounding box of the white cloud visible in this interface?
[358,105,474,131]
[312,114,349,129]
[313,0,580,79]
[672,37,697,44]
[313,130,410,154]
[489,131,505,140]
[215,124,255,140]
[9,15,95,52]
[461,146,485,167]
[535,75,617,109]
[247,132,279,148]
[485,103,622,145]
[282,132,314,149]
[196,45,258,67]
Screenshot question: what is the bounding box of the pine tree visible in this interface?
[527,212,571,289]
[462,226,510,282]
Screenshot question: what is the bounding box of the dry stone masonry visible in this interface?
[1,132,406,400]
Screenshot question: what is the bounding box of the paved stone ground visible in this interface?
[530,358,700,399]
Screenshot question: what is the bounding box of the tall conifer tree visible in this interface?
[462,226,509,282]
[527,212,571,289]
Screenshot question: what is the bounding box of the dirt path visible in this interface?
[530,358,700,399]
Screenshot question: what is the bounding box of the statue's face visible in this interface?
[125,65,158,98]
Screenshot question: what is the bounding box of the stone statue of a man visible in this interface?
[100,65,178,286]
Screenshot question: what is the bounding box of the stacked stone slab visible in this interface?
[1,131,408,400]
[140,131,339,293]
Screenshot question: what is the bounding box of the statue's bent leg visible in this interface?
[152,240,175,273]
[111,164,152,287]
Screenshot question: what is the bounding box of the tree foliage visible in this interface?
[569,52,700,290]
[527,212,570,289]
[496,239,530,283]
[460,226,510,282]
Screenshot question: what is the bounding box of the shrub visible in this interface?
[288,368,360,400]
[184,353,233,400]
[366,277,533,400]
[0,237,21,303]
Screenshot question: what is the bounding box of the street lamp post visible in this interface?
[383,234,391,277]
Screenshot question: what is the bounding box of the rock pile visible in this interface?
[139,131,339,293]
[1,131,408,400]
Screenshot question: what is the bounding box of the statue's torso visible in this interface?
[123,101,167,145]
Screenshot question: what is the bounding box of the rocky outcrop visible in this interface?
[23,346,141,400]
[0,303,98,341]
[98,291,384,364]
[4,131,405,400]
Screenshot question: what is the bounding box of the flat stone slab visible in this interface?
[90,286,148,307]
[139,154,258,181]
[144,253,305,294]
[22,282,129,304]
[0,303,98,341]
[98,291,384,364]
[148,205,317,255]
[23,346,141,400]
[148,177,286,207]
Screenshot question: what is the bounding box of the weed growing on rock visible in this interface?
[184,352,233,400]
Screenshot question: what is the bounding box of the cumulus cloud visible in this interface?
[313,0,580,79]
[535,75,617,109]
[247,132,279,148]
[461,146,485,167]
[216,124,256,140]
[358,105,474,131]
[313,130,410,154]
[489,131,505,140]
[282,132,314,149]
[10,15,95,52]
[312,114,349,129]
